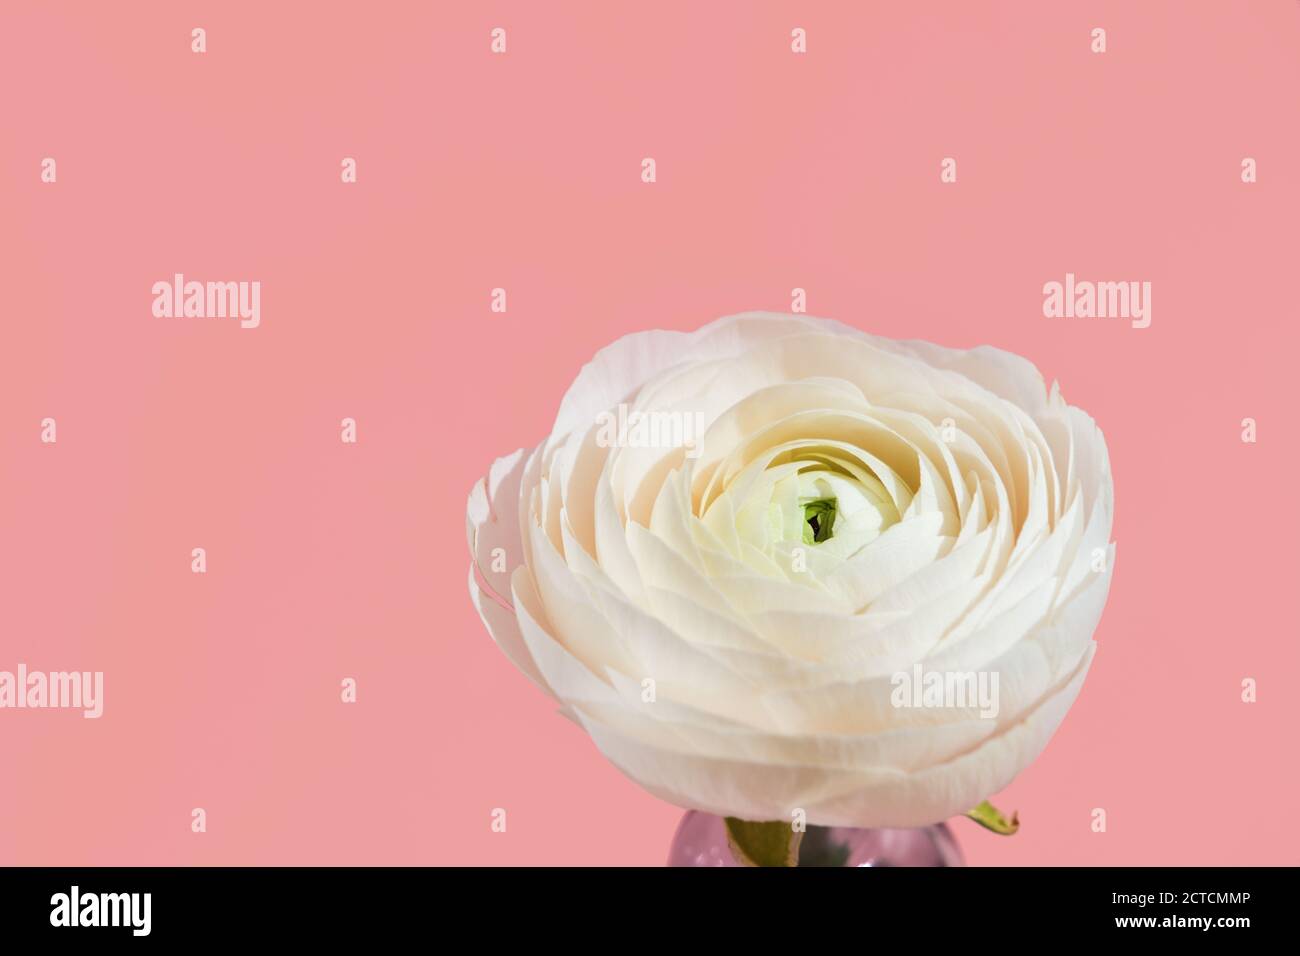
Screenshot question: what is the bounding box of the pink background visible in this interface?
[2,1,1298,865]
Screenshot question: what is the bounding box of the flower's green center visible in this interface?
[802,498,837,544]
[748,458,901,563]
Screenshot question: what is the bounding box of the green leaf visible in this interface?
[965,800,1020,835]
[724,818,803,867]
[801,497,837,544]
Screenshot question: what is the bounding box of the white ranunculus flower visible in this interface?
[467,312,1114,828]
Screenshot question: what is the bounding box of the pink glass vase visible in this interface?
[667,811,965,867]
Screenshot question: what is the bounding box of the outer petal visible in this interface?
[467,449,551,694]
[577,644,1095,827]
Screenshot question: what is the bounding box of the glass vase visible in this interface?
[667,810,965,867]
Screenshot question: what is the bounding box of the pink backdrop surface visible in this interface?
[2,2,1298,865]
